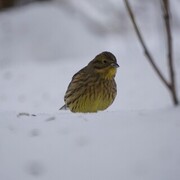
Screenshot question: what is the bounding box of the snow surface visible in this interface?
[0,2,180,180]
[1,108,180,180]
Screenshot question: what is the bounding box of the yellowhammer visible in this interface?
[60,51,119,113]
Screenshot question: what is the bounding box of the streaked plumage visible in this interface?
[60,51,119,113]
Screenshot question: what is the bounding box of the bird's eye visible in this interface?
[102,60,107,64]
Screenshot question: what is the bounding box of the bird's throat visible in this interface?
[97,67,117,79]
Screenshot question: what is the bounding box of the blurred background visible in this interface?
[0,0,180,113]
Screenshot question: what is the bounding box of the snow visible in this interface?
[0,2,180,180]
[1,109,180,180]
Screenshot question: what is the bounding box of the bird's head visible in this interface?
[88,51,119,79]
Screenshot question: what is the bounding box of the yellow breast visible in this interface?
[69,79,117,113]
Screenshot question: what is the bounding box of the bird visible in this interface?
[60,51,119,113]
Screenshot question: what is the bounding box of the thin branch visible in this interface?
[162,0,173,85]
[124,0,170,89]
[161,0,179,104]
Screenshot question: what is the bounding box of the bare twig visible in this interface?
[124,0,179,106]
[161,0,179,105]
[124,0,170,89]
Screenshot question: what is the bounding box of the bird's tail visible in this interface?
[59,104,68,110]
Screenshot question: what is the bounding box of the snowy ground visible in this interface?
[0,2,180,180]
[0,108,180,180]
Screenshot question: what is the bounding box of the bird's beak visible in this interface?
[111,62,119,68]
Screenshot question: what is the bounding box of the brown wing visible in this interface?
[64,66,91,107]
